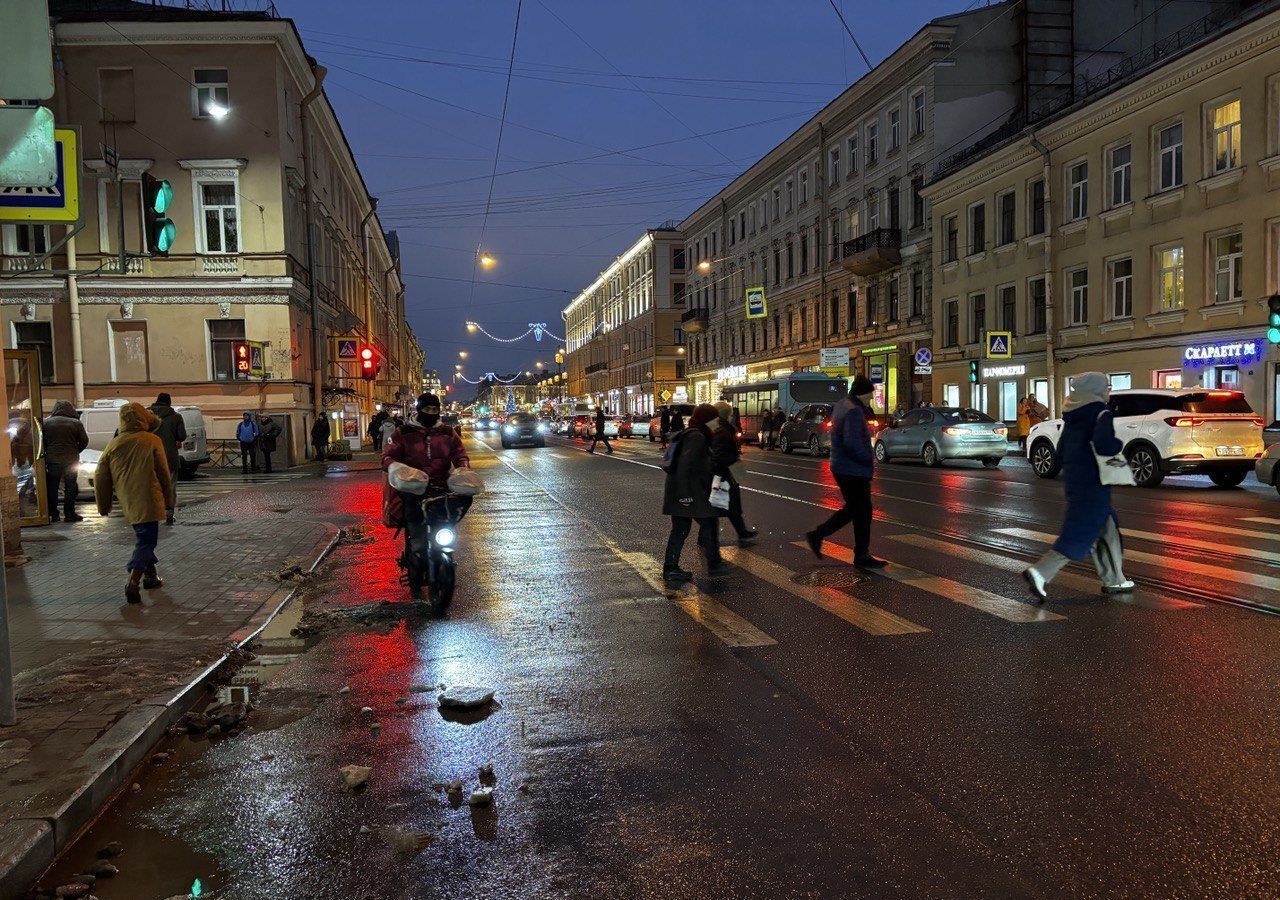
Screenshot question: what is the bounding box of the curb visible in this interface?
[0,527,344,900]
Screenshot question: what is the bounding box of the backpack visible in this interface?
[659,431,685,472]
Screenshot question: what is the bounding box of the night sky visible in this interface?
[274,0,966,400]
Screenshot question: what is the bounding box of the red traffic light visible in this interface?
[359,345,380,381]
[232,341,251,375]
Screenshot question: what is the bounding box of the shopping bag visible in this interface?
[709,475,731,511]
[1093,411,1135,487]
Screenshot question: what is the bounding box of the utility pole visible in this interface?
[299,65,328,426]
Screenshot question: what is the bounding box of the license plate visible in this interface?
[1216,446,1244,457]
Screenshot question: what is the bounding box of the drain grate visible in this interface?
[791,569,868,588]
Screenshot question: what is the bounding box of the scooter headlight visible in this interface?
[503,425,516,435]
[434,527,456,547]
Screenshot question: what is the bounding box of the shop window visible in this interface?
[1212,231,1243,304]
[1108,372,1132,391]
[1158,246,1185,310]
[1158,122,1183,190]
[970,383,988,412]
[1110,257,1133,319]
[1209,99,1241,174]
[14,321,53,384]
[1000,381,1018,422]
[942,383,960,408]
[1031,378,1049,408]
[1154,369,1182,390]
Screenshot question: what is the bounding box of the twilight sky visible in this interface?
[275,0,968,400]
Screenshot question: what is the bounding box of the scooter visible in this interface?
[399,492,469,612]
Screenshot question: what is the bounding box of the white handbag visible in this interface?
[1093,411,1136,487]
[709,475,731,511]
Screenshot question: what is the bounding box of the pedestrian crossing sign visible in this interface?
[334,338,358,361]
[985,331,1012,359]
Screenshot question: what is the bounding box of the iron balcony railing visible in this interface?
[842,228,901,259]
[584,361,607,375]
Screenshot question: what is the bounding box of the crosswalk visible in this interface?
[176,470,312,506]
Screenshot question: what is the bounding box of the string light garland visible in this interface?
[465,320,565,343]
[454,371,524,385]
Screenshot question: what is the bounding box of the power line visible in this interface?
[826,0,873,70]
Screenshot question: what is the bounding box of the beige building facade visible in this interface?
[562,226,686,416]
[924,2,1280,427]
[0,2,421,464]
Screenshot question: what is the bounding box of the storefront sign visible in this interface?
[1183,340,1261,365]
[672,388,689,402]
[860,343,899,356]
[982,364,1026,378]
[985,331,1012,359]
[869,363,885,383]
[716,365,748,384]
[745,286,767,319]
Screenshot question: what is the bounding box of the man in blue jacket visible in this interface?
[236,411,260,475]
[805,375,886,569]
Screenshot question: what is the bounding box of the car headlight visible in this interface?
[536,423,548,433]
[435,527,455,547]
[80,461,97,474]
[503,425,516,435]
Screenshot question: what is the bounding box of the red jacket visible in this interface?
[382,423,470,486]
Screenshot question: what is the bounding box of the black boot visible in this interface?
[125,570,143,604]
[142,566,163,589]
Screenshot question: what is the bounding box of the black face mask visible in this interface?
[418,412,440,429]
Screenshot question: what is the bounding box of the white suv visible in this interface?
[1026,388,1263,487]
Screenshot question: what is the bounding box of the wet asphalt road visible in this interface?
[42,439,1280,899]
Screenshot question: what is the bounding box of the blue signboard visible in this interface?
[745,286,767,319]
[914,347,932,367]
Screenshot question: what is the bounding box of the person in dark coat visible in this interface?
[311,415,331,462]
[368,411,388,452]
[805,376,885,568]
[711,401,757,545]
[149,392,187,524]
[42,399,89,523]
[258,414,282,473]
[760,408,774,450]
[659,406,672,449]
[662,403,730,582]
[670,409,685,434]
[588,406,613,454]
[1023,372,1132,601]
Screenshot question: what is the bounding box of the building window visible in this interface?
[193,67,229,119]
[1068,268,1089,325]
[848,135,859,175]
[1029,178,1045,236]
[1158,246,1184,310]
[772,188,781,222]
[14,321,54,384]
[830,217,841,261]
[943,214,958,263]
[846,289,857,329]
[911,90,925,138]
[786,241,794,279]
[970,293,986,343]
[1158,122,1183,190]
[799,233,809,275]
[911,176,924,229]
[868,196,879,231]
[785,179,794,213]
[829,148,840,185]
[199,182,239,253]
[1029,277,1047,334]
[911,270,923,318]
[866,122,878,165]
[865,283,878,327]
[999,284,1016,334]
[887,185,900,232]
[1110,257,1133,319]
[1108,373,1132,392]
[944,299,959,347]
[1210,99,1241,173]
[738,210,745,239]
[3,223,49,257]
[798,171,808,205]
[772,247,781,285]
[1212,231,1243,304]
[997,191,1016,246]
[888,107,901,151]
[888,277,900,321]
[829,295,840,335]
[968,203,985,254]
[672,246,685,270]
[1069,162,1088,220]
[209,318,245,380]
[1109,143,1131,206]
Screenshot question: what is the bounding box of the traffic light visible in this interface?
[1268,294,1280,346]
[968,360,979,384]
[359,345,381,381]
[141,172,176,256]
[232,341,251,378]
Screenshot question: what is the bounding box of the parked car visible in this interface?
[500,412,547,449]
[778,404,834,456]
[647,404,694,442]
[570,414,592,438]
[1026,388,1263,487]
[1257,441,1280,496]
[627,415,651,439]
[79,399,209,477]
[875,407,1007,468]
[1264,420,1280,449]
[76,447,102,495]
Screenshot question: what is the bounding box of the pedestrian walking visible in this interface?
[311,415,331,462]
[1016,396,1033,450]
[1023,372,1134,602]
[670,408,685,435]
[662,403,730,582]
[659,406,672,449]
[772,406,785,449]
[258,414,281,473]
[587,406,613,454]
[236,411,260,475]
[379,414,397,451]
[368,411,388,452]
[94,402,172,603]
[149,392,187,525]
[41,399,88,523]
[759,408,773,449]
[805,375,885,569]
[712,401,758,545]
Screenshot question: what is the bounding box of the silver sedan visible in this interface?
[873,407,1009,468]
[1257,441,1280,495]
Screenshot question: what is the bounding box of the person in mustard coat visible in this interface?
[95,402,173,603]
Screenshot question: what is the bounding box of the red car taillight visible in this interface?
[822,420,832,430]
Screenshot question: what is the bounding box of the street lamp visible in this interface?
[455,363,464,371]
[206,102,230,120]
[459,351,468,359]
[465,322,478,333]
[697,259,711,272]
[479,251,496,269]
[535,361,544,370]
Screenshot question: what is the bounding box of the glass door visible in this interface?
[1000,381,1018,422]
[4,349,48,526]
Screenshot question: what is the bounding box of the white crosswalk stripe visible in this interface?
[1243,516,1280,526]
[1168,519,1280,543]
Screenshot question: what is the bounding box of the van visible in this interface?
[79,399,210,477]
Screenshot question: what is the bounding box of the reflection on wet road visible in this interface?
[42,437,1280,899]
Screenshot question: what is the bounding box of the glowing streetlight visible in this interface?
[206,102,230,120]
[465,321,478,333]
[455,363,464,370]
[535,361,544,369]
[677,346,686,354]
[458,351,468,359]
[479,252,496,269]
[697,259,711,272]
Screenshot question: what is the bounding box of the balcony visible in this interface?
[584,361,608,375]
[841,228,901,276]
[681,308,709,333]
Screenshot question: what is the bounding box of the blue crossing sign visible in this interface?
[334,338,358,361]
[985,331,1012,359]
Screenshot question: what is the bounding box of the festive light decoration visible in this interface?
[465,320,565,344]
[455,371,523,385]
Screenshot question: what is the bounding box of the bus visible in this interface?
[722,372,848,442]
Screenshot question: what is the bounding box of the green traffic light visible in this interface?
[1270,312,1280,327]
[155,219,175,253]
[151,179,173,214]
[1268,326,1280,345]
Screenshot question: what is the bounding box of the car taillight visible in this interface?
[1250,416,1266,426]
[943,426,964,435]
[822,420,832,430]
[1165,416,1201,427]
[993,426,1007,435]
[1208,390,1240,397]
[867,419,879,431]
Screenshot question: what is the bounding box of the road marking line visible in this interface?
[885,534,1199,610]
[1166,519,1280,543]
[1243,516,1280,526]
[798,541,1064,623]
[1119,526,1280,563]
[620,552,777,648]
[995,527,1280,593]
[723,547,928,636]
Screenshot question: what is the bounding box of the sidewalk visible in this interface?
[0,501,337,898]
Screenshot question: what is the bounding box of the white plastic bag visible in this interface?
[709,475,731,511]
[447,468,486,497]
[387,461,431,495]
[1093,411,1135,487]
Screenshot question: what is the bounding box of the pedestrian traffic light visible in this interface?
[232,341,251,378]
[359,345,381,381]
[968,360,979,383]
[141,172,176,256]
[1268,294,1280,345]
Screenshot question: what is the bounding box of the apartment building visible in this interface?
[924,0,1280,424]
[562,226,686,415]
[0,0,419,463]
[678,0,1232,418]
